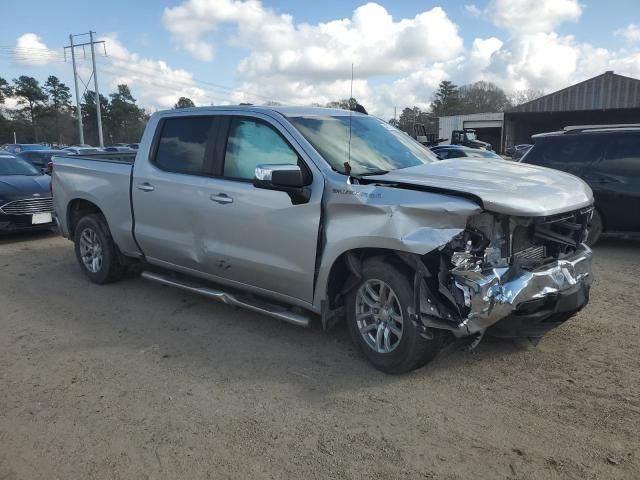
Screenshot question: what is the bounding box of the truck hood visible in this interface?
[362,158,593,217]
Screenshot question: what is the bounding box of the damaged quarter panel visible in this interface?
[314,175,482,309]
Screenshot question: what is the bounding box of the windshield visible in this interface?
[464,131,477,141]
[0,156,40,176]
[287,115,439,175]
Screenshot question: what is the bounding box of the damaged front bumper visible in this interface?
[445,244,592,339]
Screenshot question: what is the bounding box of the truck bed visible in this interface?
[52,152,140,257]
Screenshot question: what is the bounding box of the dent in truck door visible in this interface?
[131,115,220,271]
[197,114,322,304]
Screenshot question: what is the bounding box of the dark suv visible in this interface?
[521,125,640,244]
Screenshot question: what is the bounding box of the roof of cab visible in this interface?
[155,105,366,118]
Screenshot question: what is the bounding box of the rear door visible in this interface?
[132,115,222,271]
[588,132,640,232]
[195,113,323,304]
[522,135,602,178]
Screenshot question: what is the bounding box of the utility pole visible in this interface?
[89,31,104,147]
[68,34,84,145]
[65,32,106,147]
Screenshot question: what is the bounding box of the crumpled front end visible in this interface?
[452,245,592,338]
[417,207,594,340]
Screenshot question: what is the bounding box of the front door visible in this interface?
[197,114,323,304]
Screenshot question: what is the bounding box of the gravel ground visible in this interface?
[0,232,639,480]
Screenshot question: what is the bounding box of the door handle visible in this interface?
[137,182,155,192]
[210,193,233,204]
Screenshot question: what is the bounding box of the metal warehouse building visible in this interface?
[437,71,640,153]
[438,112,504,152]
[504,71,640,147]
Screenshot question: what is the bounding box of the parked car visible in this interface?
[520,124,640,245]
[103,146,135,152]
[53,106,594,373]
[432,145,503,160]
[62,147,103,155]
[506,144,532,159]
[127,143,140,150]
[3,143,49,154]
[17,149,60,174]
[0,153,55,232]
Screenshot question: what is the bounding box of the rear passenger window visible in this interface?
[154,117,215,175]
[604,134,640,175]
[526,137,600,167]
[224,118,298,180]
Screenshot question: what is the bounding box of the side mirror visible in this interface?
[253,164,310,204]
[254,164,304,189]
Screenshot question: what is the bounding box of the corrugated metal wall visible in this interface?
[438,112,504,143]
[511,71,640,113]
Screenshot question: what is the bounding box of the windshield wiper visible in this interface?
[360,169,390,176]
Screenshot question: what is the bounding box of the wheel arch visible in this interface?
[67,198,104,238]
[320,247,419,329]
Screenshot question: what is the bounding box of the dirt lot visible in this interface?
[0,233,639,480]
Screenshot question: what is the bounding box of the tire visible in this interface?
[73,214,125,284]
[346,257,447,374]
[586,209,603,246]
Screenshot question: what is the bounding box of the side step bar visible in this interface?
[141,271,311,327]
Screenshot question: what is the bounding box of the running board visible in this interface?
[141,271,310,327]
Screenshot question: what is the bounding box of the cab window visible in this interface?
[223,118,298,180]
[154,117,216,175]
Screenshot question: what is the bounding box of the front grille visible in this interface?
[513,245,546,267]
[510,207,591,269]
[0,197,54,215]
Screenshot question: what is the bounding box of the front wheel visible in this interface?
[346,257,447,374]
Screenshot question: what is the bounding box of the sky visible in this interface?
[1,0,639,119]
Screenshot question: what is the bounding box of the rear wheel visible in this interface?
[73,214,125,284]
[586,210,603,246]
[346,257,446,374]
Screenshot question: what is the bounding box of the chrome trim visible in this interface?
[445,244,592,337]
[141,271,311,327]
[0,197,54,215]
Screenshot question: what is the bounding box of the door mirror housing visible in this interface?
[254,164,304,188]
[253,164,310,204]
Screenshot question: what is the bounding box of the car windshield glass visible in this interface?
[287,115,438,175]
[465,131,477,141]
[0,156,40,176]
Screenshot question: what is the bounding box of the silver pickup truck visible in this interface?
[53,106,594,373]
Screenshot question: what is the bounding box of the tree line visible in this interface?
[388,80,544,135]
[0,74,148,146]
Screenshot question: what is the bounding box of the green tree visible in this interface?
[458,81,511,114]
[395,107,436,135]
[326,98,359,110]
[12,76,48,140]
[430,80,460,117]
[108,84,145,143]
[44,76,72,144]
[0,76,12,104]
[174,96,195,109]
[82,90,110,146]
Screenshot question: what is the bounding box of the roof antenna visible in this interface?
[345,63,354,178]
